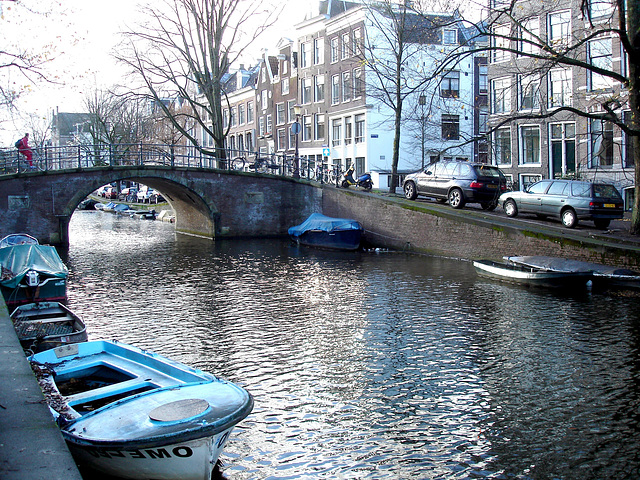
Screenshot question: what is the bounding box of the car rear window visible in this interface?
[473,165,503,178]
[593,184,622,199]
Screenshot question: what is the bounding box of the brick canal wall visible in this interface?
[321,186,640,269]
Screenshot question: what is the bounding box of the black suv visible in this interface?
[403,161,507,210]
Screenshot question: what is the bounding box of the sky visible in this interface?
[0,0,308,144]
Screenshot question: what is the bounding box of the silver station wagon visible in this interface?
[498,179,624,229]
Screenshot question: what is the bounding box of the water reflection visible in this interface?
[66,211,640,479]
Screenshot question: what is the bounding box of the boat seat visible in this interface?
[17,315,73,324]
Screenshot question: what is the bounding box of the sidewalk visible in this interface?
[0,300,83,480]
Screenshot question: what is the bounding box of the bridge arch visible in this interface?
[0,166,320,245]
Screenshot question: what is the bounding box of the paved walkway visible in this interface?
[0,300,83,480]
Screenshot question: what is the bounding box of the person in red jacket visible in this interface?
[17,133,33,168]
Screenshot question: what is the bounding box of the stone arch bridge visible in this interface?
[0,166,321,246]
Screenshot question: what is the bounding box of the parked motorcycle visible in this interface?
[340,164,373,191]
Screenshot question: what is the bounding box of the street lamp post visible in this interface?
[291,104,302,178]
[419,94,426,170]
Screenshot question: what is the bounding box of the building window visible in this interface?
[238,104,246,125]
[315,114,325,140]
[441,71,460,98]
[520,125,541,164]
[521,174,542,190]
[550,122,576,177]
[303,115,312,141]
[479,107,489,134]
[353,28,362,56]
[332,119,342,146]
[277,128,286,151]
[520,18,540,55]
[287,100,296,123]
[301,78,312,104]
[300,42,309,68]
[282,78,289,95]
[548,68,572,107]
[331,37,339,63]
[246,131,253,150]
[548,11,571,46]
[247,101,254,123]
[443,29,458,45]
[331,74,340,104]
[342,71,351,102]
[587,0,613,19]
[492,24,510,63]
[231,107,237,126]
[442,115,460,140]
[276,103,286,125]
[624,111,635,168]
[313,37,324,65]
[353,68,364,98]
[223,109,229,128]
[588,38,614,90]
[341,32,350,59]
[266,114,272,135]
[258,116,265,137]
[492,77,511,114]
[355,114,365,143]
[479,65,488,93]
[518,74,540,110]
[494,128,511,166]
[260,90,268,110]
[314,75,325,102]
[345,116,352,144]
[590,119,614,167]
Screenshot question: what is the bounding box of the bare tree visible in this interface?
[115,0,280,165]
[360,1,476,192]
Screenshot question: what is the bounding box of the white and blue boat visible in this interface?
[30,340,254,480]
[288,213,364,250]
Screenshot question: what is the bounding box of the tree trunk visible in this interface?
[629,0,640,234]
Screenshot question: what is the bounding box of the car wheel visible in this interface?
[561,208,578,228]
[481,202,497,211]
[594,219,610,230]
[404,182,417,200]
[448,188,465,209]
[504,199,518,217]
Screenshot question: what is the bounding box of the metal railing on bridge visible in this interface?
[0,143,341,184]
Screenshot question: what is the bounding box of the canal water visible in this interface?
[64,210,640,480]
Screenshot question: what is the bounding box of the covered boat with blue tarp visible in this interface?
[0,243,68,308]
[288,213,364,250]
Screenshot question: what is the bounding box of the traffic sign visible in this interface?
[322,147,330,157]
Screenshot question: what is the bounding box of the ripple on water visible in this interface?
[67,211,640,479]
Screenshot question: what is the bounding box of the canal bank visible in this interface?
[0,299,83,480]
[322,186,640,269]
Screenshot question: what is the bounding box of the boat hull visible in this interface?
[10,302,87,353]
[505,255,640,290]
[1,277,67,308]
[67,431,231,480]
[293,229,362,251]
[473,260,592,288]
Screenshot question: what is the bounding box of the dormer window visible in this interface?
[443,29,458,45]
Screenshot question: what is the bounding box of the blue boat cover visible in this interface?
[0,244,68,288]
[288,213,363,238]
